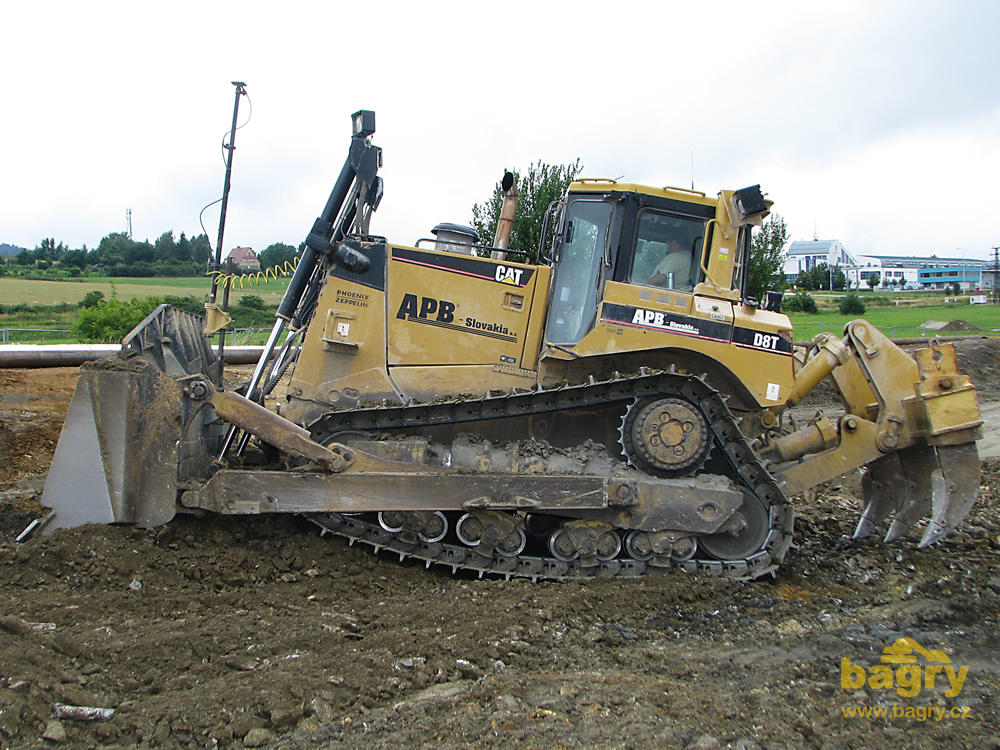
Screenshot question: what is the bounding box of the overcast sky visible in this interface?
[3,1,998,260]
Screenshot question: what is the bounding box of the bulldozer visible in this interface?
[40,110,983,580]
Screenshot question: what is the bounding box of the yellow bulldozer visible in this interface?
[40,111,983,580]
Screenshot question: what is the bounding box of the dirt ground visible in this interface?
[1,339,999,749]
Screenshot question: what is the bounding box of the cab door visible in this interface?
[544,198,616,345]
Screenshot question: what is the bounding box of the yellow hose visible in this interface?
[208,257,299,289]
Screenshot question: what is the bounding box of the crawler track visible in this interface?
[306,369,794,580]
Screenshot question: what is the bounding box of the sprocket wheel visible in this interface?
[619,396,711,477]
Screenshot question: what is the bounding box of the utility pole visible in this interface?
[208,81,248,379]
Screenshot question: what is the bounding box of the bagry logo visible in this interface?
[841,637,968,698]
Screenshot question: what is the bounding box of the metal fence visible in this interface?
[0,329,73,344]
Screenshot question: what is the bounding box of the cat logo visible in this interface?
[495,265,524,286]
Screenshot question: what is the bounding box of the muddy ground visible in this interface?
[1,339,999,749]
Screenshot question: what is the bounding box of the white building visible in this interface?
[847,255,991,291]
[783,240,855,283]
[848,255,922,290]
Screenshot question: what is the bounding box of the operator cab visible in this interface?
[543,183,720,346]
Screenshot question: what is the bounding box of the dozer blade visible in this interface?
[919,442,981,547]
[41,305,218,532]
[853,453,905,539]
[883,444,935,542]
[40,359,185,532]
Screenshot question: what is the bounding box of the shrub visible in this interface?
[80,290,105,308]
[161,295,206,316]
[239,294,266,310]
[839,292,866,315]
[74,297,161,342]
[781,292,817,314]
[865,295,892,307]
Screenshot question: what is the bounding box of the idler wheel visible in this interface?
[698,494,771,561]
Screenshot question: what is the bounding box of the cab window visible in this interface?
[629,210,706,291]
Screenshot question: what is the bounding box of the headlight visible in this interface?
[352,110,375,137]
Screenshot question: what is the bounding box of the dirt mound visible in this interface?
[0,471,999,748]
[940,319,980,331]
[920,319,980,332]
[0,356,999,747]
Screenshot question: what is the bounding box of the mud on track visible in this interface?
[1,339,999,749]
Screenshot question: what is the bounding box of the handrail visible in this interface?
[698,218,720,287]
[413,238,530,258]
[662,185,707,197]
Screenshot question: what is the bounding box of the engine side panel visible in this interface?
[386,246,543,370]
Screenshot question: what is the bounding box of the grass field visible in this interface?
[789,302,1000,339]
[0,277,996,344]
[0,276,288,344]
[0,276,289,306]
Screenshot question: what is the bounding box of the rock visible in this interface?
[392,682,471,711]
[690,735,722,750]
[230,713,262,739]
[987,577,1000,595]
[0,614,32,636]
[51,633,85,658]
[494,694,522,711]
[269,705,301,728]
[244,728,275,747]
[223,655,256,671]
[307,697,336,723]
[455,659,481,679]
[778,618,806,636]
[42,719,67,742]
[153,719,170,744]
[733,739,762,750]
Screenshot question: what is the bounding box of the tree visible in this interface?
[746,213,789,300]
[154,231,179,260]
[866,273,881,291]
[258,242,298,271]
[188,234,211,265]
[471,160,583,263]
[832,267,847,291]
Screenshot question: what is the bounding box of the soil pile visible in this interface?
[0,341,998,747]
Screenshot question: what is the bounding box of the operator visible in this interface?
[646,238,691,290]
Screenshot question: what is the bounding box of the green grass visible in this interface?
[1,277,996,345]
[0,276,289,306]
[0,276,286,344]
[788,302,1000,339]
